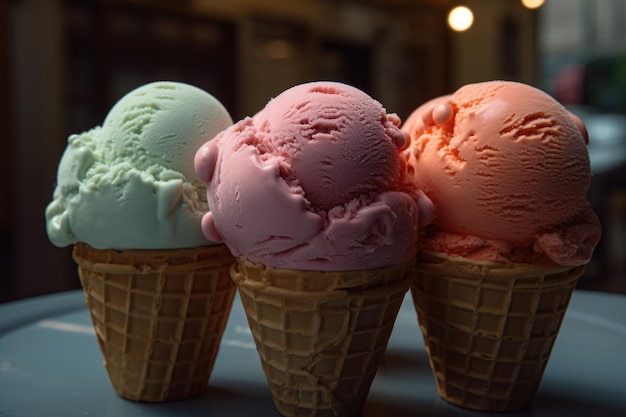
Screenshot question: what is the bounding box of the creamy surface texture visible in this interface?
[46,81,233,249]
[196,81,434,270]
[402,81,600,266]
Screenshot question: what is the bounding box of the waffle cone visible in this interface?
[73,242,236,402]
[411,251,585,411]
[231,258,414,417]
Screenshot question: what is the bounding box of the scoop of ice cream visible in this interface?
[46,81,233,250]
[103,82,232,181]
[402,81,600,266]
[196,81,433,270]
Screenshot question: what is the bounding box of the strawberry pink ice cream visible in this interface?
[195,81,434,270]
[402,81,600,266]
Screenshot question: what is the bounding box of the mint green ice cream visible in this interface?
[45,81,233,249]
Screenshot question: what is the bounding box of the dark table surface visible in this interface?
[1,289,625,417]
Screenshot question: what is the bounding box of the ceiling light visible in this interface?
[448,6,474,32]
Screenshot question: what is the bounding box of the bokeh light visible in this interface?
[521,0,545,9]
[448,6,474,32]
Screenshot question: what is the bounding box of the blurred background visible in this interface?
[1,0,625,303]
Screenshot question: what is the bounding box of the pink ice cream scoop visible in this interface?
[195,81,434,270]
[402,80,600,266]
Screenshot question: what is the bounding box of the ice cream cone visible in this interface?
[411,251,585,411]
[73,242,236,402]
[231,258,414,417]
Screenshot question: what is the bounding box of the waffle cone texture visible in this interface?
[411,252,585,411]
[231,258,414,417]
[73,242,236,402]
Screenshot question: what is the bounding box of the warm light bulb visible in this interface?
[448,6,474,32]
[521,0,545,9]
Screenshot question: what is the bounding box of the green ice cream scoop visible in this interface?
[46,81,233,250]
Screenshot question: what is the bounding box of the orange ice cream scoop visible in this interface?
[402,81,601,266]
